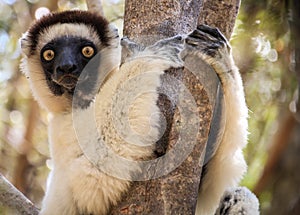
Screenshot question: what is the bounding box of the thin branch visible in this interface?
[110,1,209,214]
[86,0,104,16]
[0,173,39,215]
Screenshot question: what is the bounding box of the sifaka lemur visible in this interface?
[20,10,248,215]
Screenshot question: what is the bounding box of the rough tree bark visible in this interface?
[0,174,39,215]
[198,0,240,39]
[109,0,240,214]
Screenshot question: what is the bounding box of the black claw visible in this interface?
[209,43,222,49]
[197,25,218,35]
[173,35,183,41]
[205,48,217,57]
[189,29,209,40]
[184,24,230,58]
[185,36,201,46]
[197,24,227,43]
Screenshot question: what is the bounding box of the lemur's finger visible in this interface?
[189,28,218,43]
[197,25,228,43]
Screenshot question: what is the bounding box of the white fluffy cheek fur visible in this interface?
[21,56,71,113]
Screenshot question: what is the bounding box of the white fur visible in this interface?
[95,59,167,159]
[41,111,132,215]
[21,54,72,113]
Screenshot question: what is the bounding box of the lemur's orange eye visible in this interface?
[82,46,95,58]
[42,49,55,61]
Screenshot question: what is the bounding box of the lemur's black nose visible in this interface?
[57,64,77,74]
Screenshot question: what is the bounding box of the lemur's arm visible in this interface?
[181,25,248,215]
[120,25,249,215]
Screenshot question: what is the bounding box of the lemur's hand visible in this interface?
[149,35,184,67]
[121,37,145,63]
[181,25,234,83]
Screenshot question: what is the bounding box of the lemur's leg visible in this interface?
[215,187,260,215]
[182,25,248,215]
[39,171,77,215]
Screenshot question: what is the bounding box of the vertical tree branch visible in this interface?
[110,1,220,214]
[198,0,241,39]
[123,0,201,45]
[110,0,242,214]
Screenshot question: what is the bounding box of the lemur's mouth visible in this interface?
[53,74,78,90]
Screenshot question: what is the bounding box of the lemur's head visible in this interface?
[21,10,120,112]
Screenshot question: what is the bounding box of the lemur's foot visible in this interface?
[215,187,260,215]
[181,25,233,78]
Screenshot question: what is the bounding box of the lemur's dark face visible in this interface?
[40,36,97,96]
[21,10,120,112]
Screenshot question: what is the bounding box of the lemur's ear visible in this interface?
[20,32,31,57]
[105,23,120,47]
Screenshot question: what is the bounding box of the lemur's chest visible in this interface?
[48,113,82,164]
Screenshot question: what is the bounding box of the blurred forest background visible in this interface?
[0,0,299,214]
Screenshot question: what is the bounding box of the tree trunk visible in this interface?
[110,0,240,214]
[198,0,240,39]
